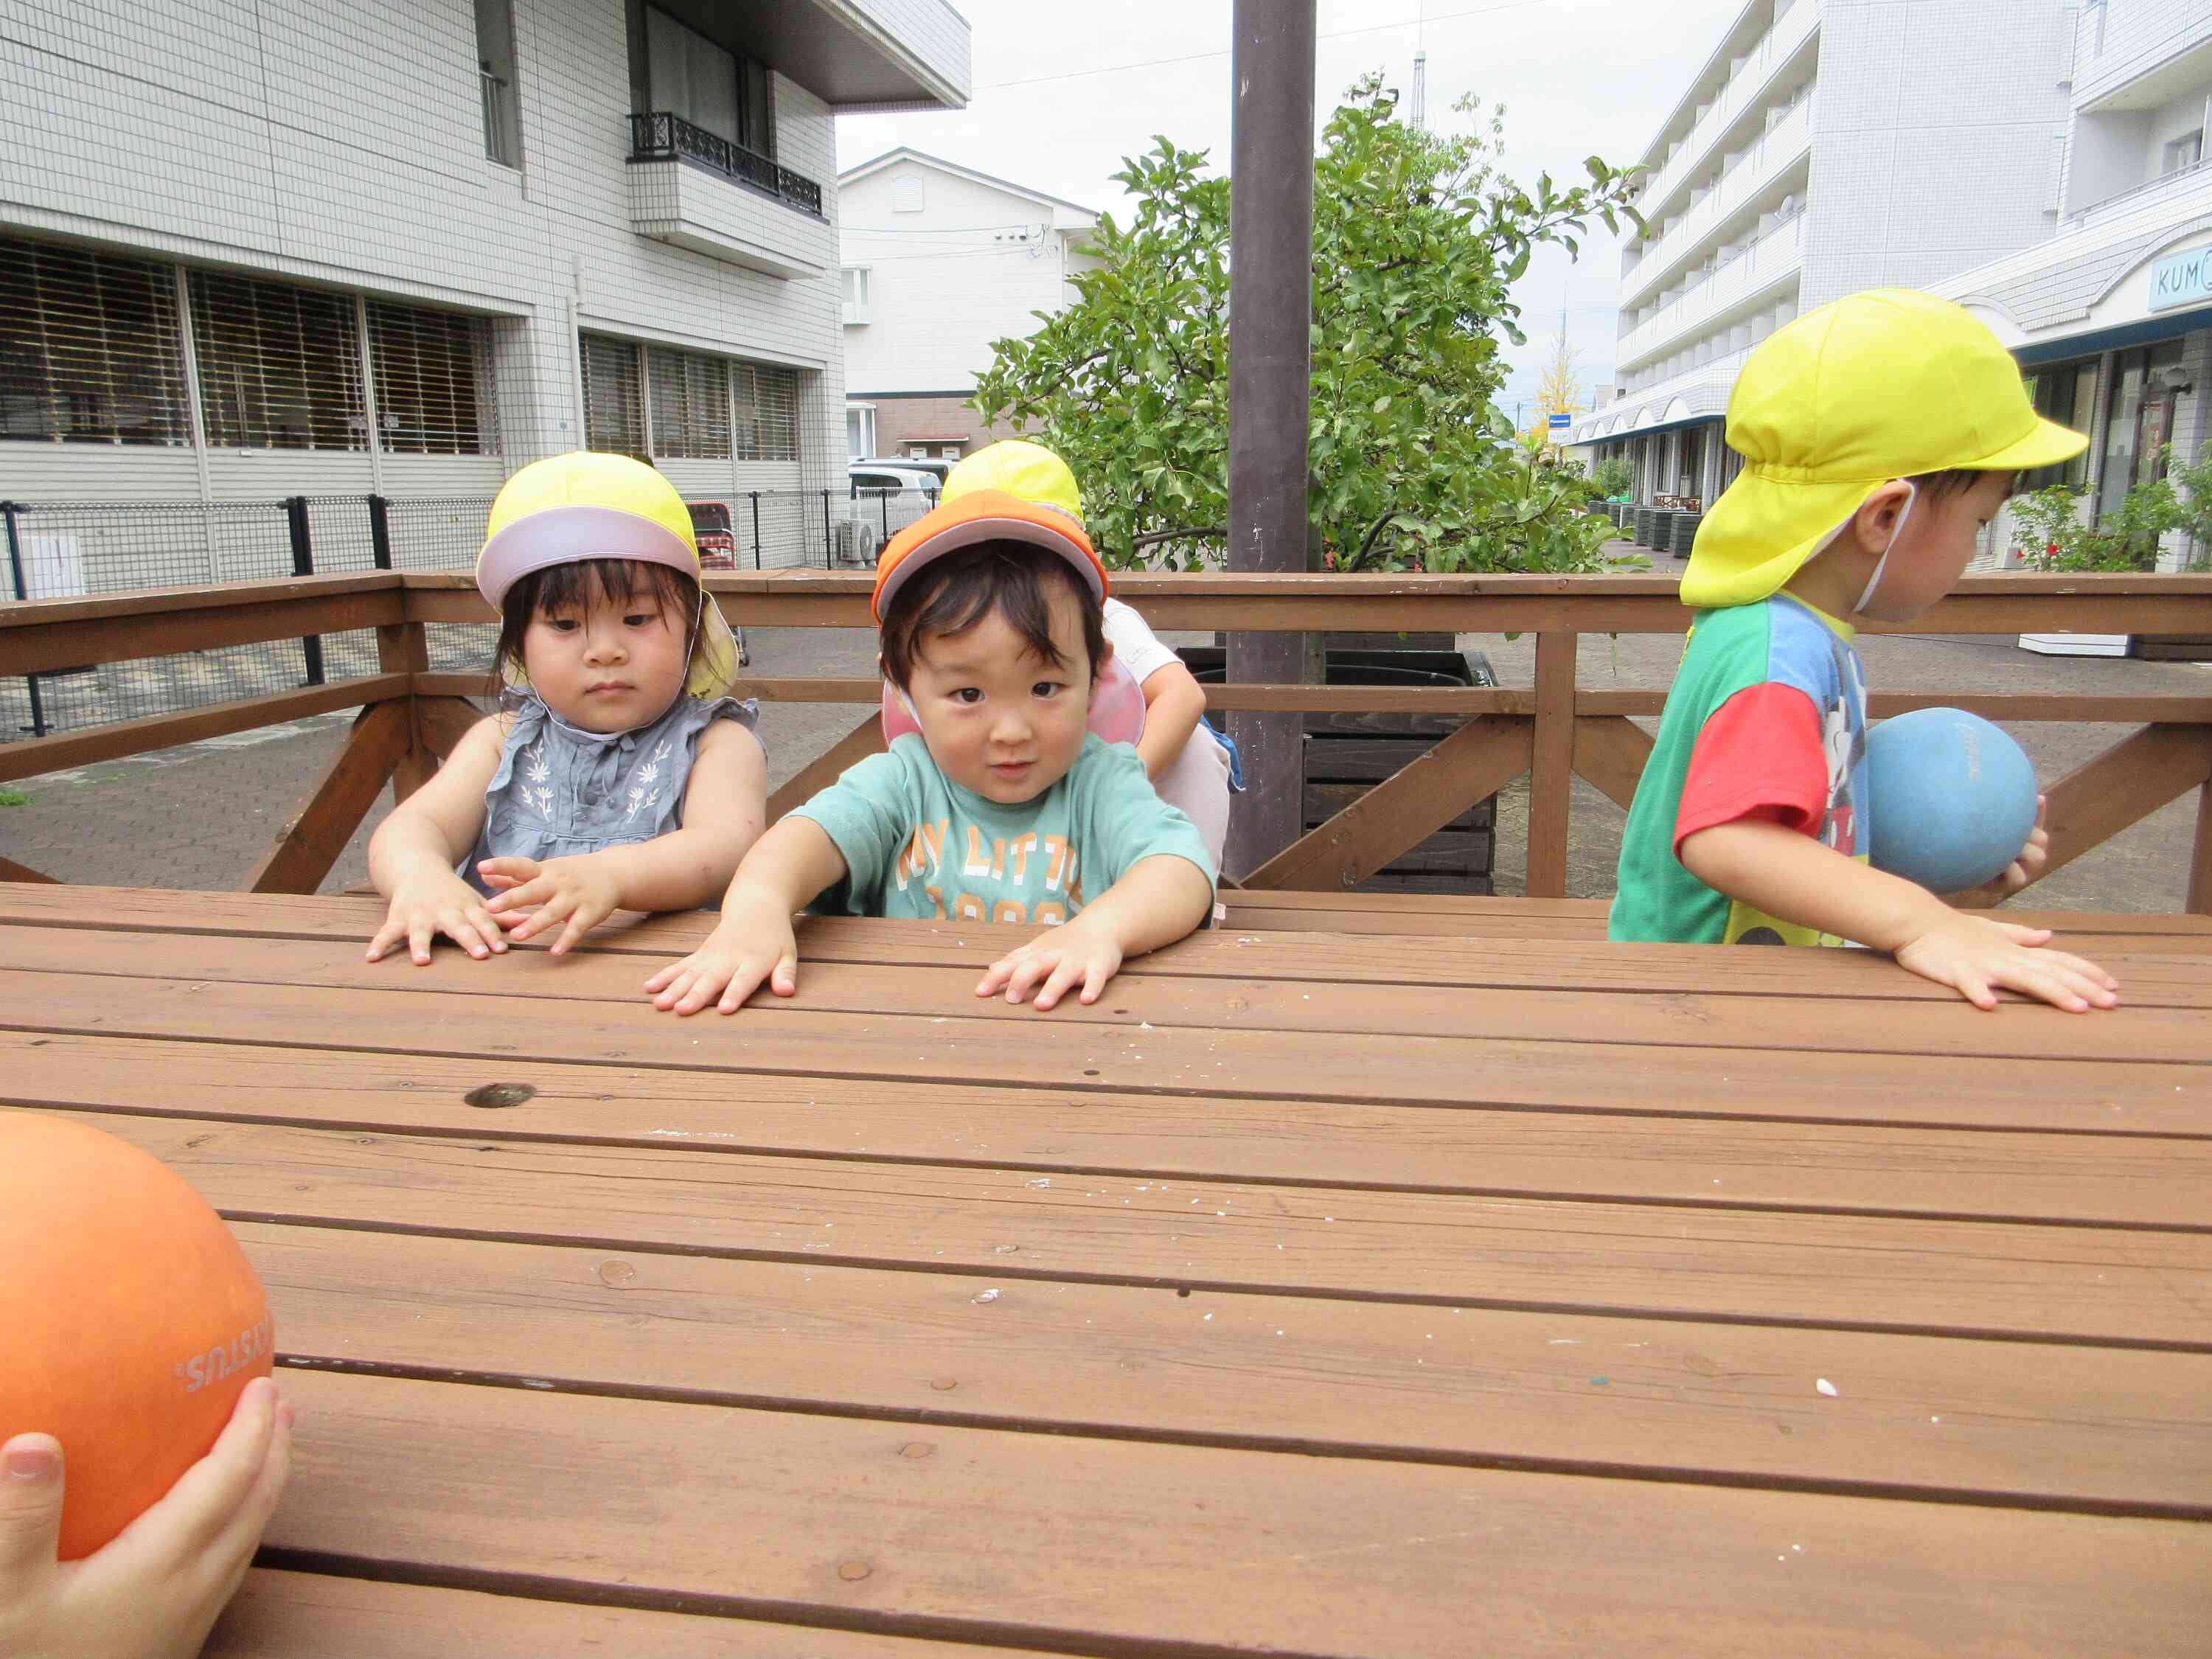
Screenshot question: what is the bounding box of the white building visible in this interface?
[839,148,1098,462]
[1937,0,2212,577]
[0,0,967,566]
[1570,0,2073,507]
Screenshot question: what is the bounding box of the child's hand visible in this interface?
[644,888,799,1015]
[479,855,624,955]
[366,868,506,964]
[1948,796,2051,908]
[977,917,1126,1011]
[0,1377,293,1659]
[1893,908,2118,1012]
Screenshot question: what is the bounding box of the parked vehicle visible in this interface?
[682,500,748,667]
[838,465,943,566]
[855,455,952,484]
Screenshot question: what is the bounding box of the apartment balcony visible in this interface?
[1625,0,1820,254]
[626,113,835,279]
[1618,209,1805,370]
[2064,153,2212,231]
[1621,93,1813,309]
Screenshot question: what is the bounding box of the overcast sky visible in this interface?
[835,0,1747,415]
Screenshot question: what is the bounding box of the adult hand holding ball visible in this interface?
[1866,708,2040,895]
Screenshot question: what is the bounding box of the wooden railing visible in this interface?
[7,569,2212,909]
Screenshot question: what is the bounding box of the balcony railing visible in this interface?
[628,112,824,219]
[2063,154,2212,229]
[1619,208,1805,370]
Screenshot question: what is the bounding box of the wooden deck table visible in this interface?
[1,882,2208,1655]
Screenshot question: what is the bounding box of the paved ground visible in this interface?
[4,614,2208,912]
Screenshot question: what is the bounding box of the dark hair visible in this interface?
[1906,467,2019,501]
[491,557,713,689]
[879,541,1106,691]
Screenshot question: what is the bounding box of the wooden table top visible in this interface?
[2,883,2208,1656]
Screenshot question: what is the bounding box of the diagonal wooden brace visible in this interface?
[766,713,886,826]
[1241,714,1534,892]
[1571,715,1657,813]
[244,700,412,895]
[2037,723,2212,893]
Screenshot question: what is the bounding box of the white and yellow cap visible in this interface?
[476,451,739,698]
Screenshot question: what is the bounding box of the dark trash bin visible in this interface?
[1669,512,1703,558]
[1178,647,1498,894]
[1643,507,1677,550]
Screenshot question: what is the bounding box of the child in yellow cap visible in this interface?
[647,477,1215,1016]
[1610,291,2118,1013]
[366,452,768,964]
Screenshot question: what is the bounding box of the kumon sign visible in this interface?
[2149,242,2212,312]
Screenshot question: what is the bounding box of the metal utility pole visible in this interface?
[1224,0,1318,880]
[1411,49,1427,129]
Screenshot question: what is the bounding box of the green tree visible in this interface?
[972,77,1642,574]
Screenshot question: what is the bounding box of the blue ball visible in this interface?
[1866,707,2038,893]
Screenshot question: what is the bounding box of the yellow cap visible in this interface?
[477,452,739,699]
[1683,289,2089,608]
[942,439,1085,521]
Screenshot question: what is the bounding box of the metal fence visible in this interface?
[1,487,939,744]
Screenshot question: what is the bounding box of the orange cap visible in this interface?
[871,487,1108,624]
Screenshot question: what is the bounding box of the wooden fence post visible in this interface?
[378,608,437,802]
[1526,631,1577,897]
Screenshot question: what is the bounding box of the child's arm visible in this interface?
[1679,816,2119,1012]
[0,1377,291,1659]
[1133,660,1208,785]
[365,714,509,964]
[481,720,768,954]
[976,852,1214,1010]
[644,815,849,1015]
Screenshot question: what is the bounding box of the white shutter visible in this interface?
[369,300,499,456]
[188,270,366,450]
[580,333,645,457]
[0,234,191,446]
[646,345,731,459]
[733,361,799,462]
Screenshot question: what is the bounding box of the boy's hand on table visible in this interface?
[644,888,799,1015]
[1893,909,2118,1013]
[366,866,506,964]
[480,855,622,954]
[978,917,1126,1011]
[0,1377,293,1659]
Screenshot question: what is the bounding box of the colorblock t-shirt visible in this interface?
[1609,594,1869,946]
[792,731,1215,925]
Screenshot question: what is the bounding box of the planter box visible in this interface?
[2017,633,2131,657]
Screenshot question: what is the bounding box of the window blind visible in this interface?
[369,301,498,455]
[733,361,799,462]
[0,235,191,445]
[188,270,365,450]
[645,344,731,459]
[580,333,646,457]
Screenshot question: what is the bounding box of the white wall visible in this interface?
[841,161,1092,394]
[0,0,852,507]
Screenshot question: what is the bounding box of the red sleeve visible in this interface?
[1674,682,1829,855]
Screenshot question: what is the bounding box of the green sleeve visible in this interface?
[1077,740,1218,900]
[787,739,920,913]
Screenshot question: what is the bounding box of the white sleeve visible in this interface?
[1100,597,1183,687]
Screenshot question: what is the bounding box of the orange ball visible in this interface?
[0,1112,272,1559]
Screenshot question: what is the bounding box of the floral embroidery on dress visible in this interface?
[624,737,673,821]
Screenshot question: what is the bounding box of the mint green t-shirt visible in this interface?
[791,733,1215,926]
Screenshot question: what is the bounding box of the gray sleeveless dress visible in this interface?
[459,692,759,896]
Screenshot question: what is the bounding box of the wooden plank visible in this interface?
[2191,778,2212,917]
[0,590,406,676]
[21,924,2208,1064]
[376,622,436,802]
[214,1569,1054,1658]
[243,703,411,897]
[15,1026,2212,1219]
[10,888,2211,1004]
[256,1368,2212,1657]
[0,571,401,630]
[767,713,886,824]
[2039,723,2212,884]
[1525,632,1576,897]
[1571,714,1656,812]
[0,857,58,883]
[52,1112,2212,1346]
[411,695,484,760]
[1242,716,1531,891]
[1581,689,2212,723]
[0,677,408,785]
[238,1224,2212,1515]
[7,961,2211,1139]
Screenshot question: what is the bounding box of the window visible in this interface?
[0,235,191,445]
[2023,363,2096,493]
[2165,131,2203,175]
[474,0,520,166]
[892,173,924,213]
[644,4,771,156]
[580,333,645,457]
[369,302,498,456]
[846,404,876,459]
[646,344,731,459]
[841,266,872,326]
[733,361,799,461]
[188,271,364,450]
